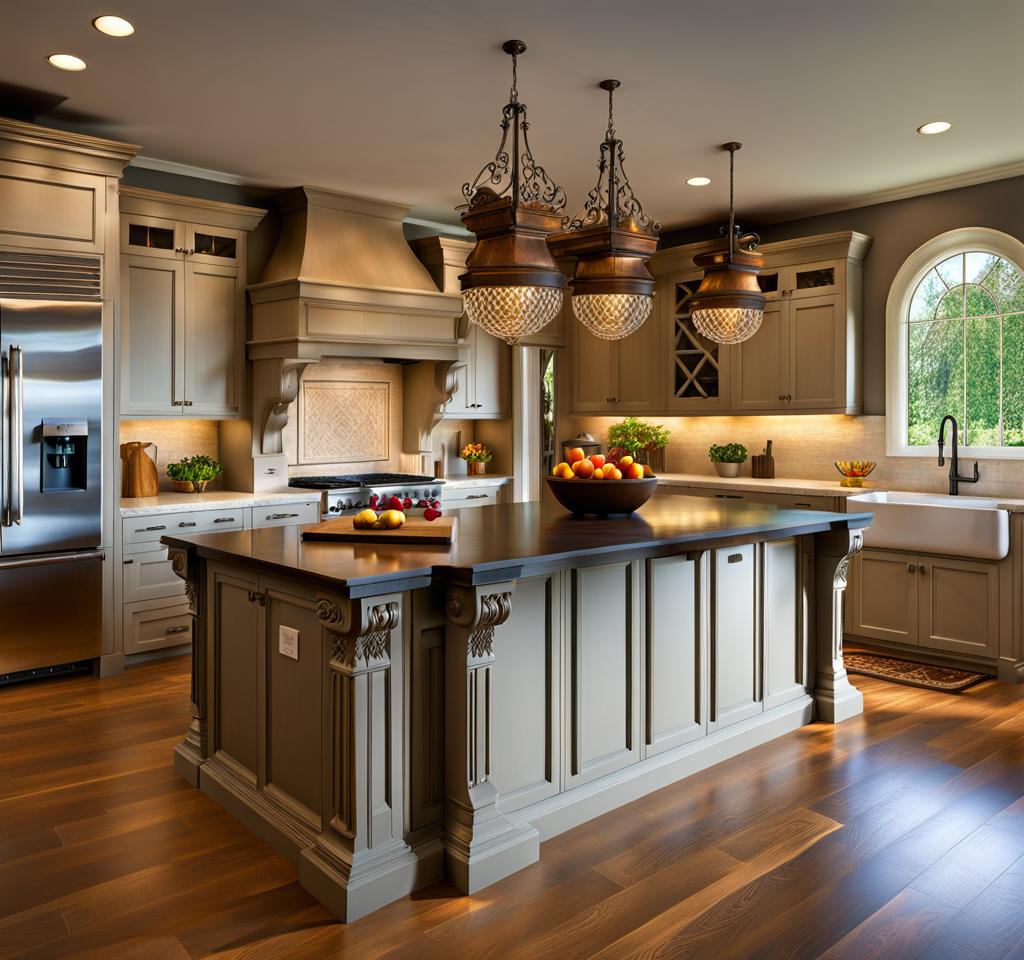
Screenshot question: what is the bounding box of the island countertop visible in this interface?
[163,495,872,596]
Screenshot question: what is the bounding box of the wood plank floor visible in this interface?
[2,657,1024,960]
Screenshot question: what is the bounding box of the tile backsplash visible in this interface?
[119,420,220,492]
[570,414,1024,498]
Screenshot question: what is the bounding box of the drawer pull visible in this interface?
[178,521,197,528]
[123,558,134,565]
[213,516,236,523]
[727,553,744,564]
[267,513,299,520]
[141,524,167,531]
[793,502,813,508]
[714,493,743,500]
[466,494,489,500]
[165,625,190,635]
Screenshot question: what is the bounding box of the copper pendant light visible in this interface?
[458,40,567,345]
[548,79,660,340]
[689,142,766,345]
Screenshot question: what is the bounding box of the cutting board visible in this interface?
[303,515,457,545]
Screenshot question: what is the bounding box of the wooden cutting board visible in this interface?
[303,515,457,544]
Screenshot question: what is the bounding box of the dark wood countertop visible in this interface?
[163,497,872,597]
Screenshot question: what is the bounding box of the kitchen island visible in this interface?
[165,496,870,921]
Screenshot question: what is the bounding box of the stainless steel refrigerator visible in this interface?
[1,299,103,679]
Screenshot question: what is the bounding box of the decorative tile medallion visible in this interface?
[299,380,389,463]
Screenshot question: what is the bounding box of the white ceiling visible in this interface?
[6,0,1024,229]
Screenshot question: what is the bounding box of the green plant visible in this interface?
[166,455,223,483]
[606,417,670,458]
[708,443,747,464]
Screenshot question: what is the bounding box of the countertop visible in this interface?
[655,473,875,498]
[120,490,320,517]
[164,496,870,596]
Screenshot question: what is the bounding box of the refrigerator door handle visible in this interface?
[1,348,8,527]
[9,345,22,525]
[0,549,104,571]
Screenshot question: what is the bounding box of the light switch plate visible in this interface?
[278,625,299,660]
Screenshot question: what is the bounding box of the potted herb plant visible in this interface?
[708,443,747,478]
[166,455,223,493]
[606,417,670,469]
[460,441,493,476]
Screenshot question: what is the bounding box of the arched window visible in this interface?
[886,228,1024,458]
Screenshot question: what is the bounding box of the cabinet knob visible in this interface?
[908,563,916,573]
[919,565,928,574]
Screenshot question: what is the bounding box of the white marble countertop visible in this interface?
[442,474,512,489]
[655,472,875,498]
[120,490,320,517]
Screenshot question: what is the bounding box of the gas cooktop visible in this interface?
[289,473,440,491]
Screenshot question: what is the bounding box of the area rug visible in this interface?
[844,651,991,692]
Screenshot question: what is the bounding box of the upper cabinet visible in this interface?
[569,231,871,418]
[118,187,265,418]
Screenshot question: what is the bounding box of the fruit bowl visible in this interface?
[835,460,876,487]
[545,476,658,518]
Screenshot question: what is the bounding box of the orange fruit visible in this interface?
[606,467,622,480]
[567,447,586,464]
[625,462,645,480]
[553,461,570,477]
[572,458,595,479]
[593,467,605,480]
[589,454,606,469]
[643,464,655,478]
[619,455,634,468]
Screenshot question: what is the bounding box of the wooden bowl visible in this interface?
[545,476,658,518]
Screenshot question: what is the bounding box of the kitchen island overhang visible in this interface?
[165,497,870,922]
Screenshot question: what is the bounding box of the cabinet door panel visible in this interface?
[471,326,509,417]
[184,261,241,416]
[920,558,998,657]
[711,545,761,729]
[667,275,730,413]
[570,323,616,413]
[120,255,184,415]
[121,214,183,260]
[789,295,841,408]
[210,566,260,783]
[492,574,560,812]
[762,539,806,709]
[185,223,241,265]
[616,310,660,412]
[730,302,785,410]
[786,259,840,300]
[847,549,918,645]
[645,554,704,755]
[565,561,640,787]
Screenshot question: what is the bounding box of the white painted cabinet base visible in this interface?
[123,596,192,655]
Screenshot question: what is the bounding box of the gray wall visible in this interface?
[660,175,1024,415]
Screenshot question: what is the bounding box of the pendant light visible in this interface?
[548,80,660,340]
[689,142,765,345]
[458,40,567,345]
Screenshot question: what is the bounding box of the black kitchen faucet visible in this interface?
[937,415,980,496]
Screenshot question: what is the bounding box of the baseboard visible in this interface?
[846,636,996,675]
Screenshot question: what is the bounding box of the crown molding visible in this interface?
[0,117,138,177]
[128,154,251,186]
[118,185,267,230]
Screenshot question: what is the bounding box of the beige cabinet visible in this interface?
[445,323,509,419]
[118,187,265,419]
[730,302,784,411]
[569,309,661,414]
[848,549,999,658]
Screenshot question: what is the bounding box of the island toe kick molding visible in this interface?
[167,523,866,922]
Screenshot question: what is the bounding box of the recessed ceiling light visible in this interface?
[47,53,87,71]
[686,176,712,187]
[93,15,135,37]
[917,121,952,135]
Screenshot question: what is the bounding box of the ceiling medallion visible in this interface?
[458,40,567,345]
[548,79,660,341]
[690,142,766,345]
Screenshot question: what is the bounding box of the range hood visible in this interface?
[248,187,468,457]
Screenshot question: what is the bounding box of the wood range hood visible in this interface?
[247,187,467,458]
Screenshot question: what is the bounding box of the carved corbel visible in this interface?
[813,527,866,723]
[254,357,310,455]
[401,358,465,455]
[316,597,399,673]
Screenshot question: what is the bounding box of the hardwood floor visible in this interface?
[2,658,1024,960]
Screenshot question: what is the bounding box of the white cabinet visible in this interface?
[848,549,999,658]
[444,481,506,510]
[251,501,320,528]
[445,323,509,419]
[118,187,265,419]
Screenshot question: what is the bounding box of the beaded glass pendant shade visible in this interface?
[458,40,567,345]
[548,79,660,341]
[689,142,766,345]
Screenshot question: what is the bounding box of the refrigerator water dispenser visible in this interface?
[41,418,89,492]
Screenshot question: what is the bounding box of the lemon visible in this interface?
[353,509,379,530]
[377,509,406,530]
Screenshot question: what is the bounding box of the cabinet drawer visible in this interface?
[251,501,320,528]
[123,508,245,545]
[445,487,503,509]
[123,599,192,655]
[122,546,186,603]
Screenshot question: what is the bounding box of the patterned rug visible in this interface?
[844,651,992,692]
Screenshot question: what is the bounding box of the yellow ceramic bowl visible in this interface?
[834,460,876,487]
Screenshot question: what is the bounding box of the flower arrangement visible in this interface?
[460,441,493,476]
[166,455,222,493]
